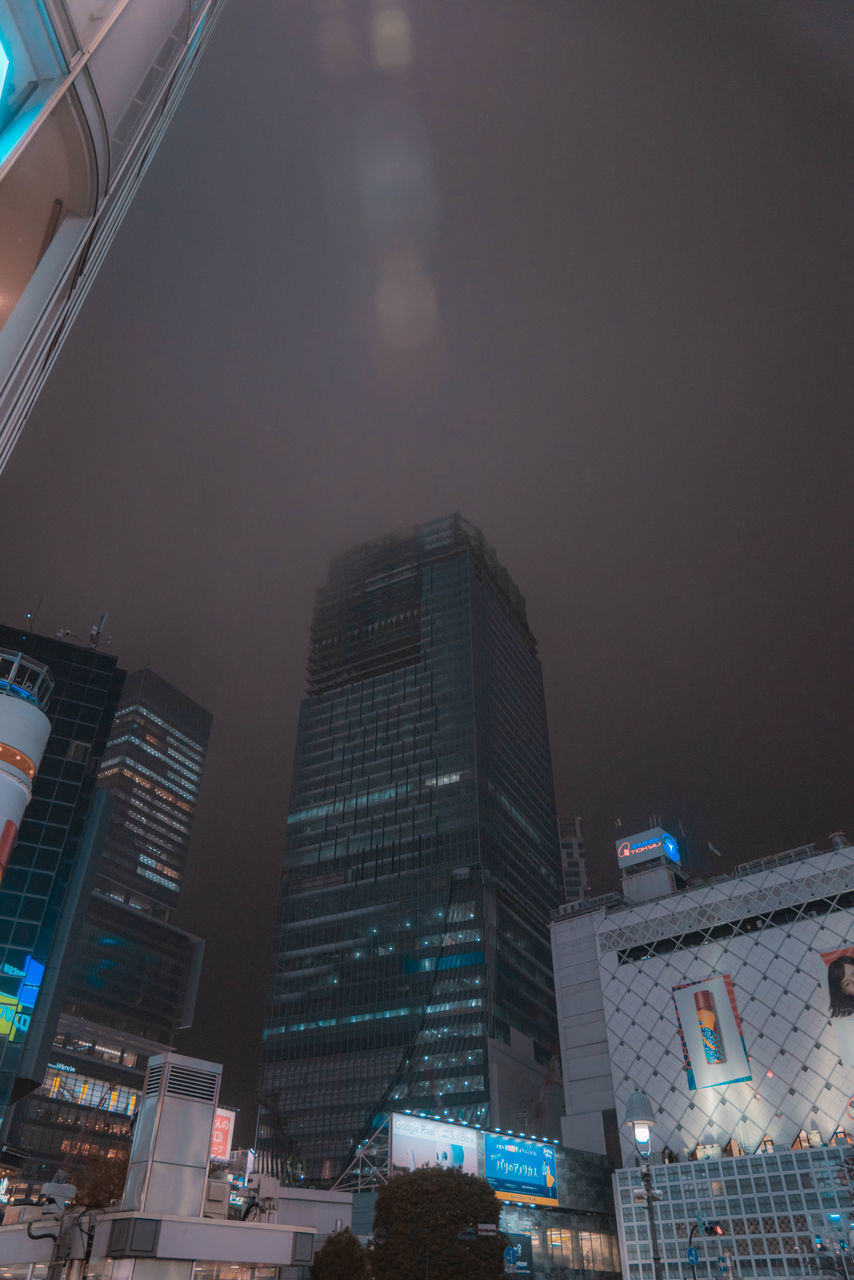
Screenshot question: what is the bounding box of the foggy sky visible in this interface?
[0,0,852,1141]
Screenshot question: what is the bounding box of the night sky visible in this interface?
[0,0,852,1143]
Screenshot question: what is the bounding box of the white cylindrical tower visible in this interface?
[0,649,53,881]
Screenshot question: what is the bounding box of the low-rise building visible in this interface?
[552,829,854,1280]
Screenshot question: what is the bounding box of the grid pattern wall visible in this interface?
[597,849,854,1163]
[471,569,563,1051]
[261,517,563,1179]
[0,625,123,1112]
[615,1148,853,1280]
[61,894,202,1044]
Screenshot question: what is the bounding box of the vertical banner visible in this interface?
[210,1108,236,1161]
[820,947,854,1066]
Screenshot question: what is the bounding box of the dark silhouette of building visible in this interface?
[259,515,564,1180]
[559,817,589,903]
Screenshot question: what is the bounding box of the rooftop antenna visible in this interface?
[89,612,109,649]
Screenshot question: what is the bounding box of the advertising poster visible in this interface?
[390,1113,479,1176]
[210,1107,236,1161]
[483,1133,558,1207]
[672,974,751,1090]
[820,947,854,1066]
[506,1233,534,1275]
[0,955,43,1043]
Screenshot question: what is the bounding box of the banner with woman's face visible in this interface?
[821,946,854,1065]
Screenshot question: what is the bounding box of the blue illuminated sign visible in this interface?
[483,1134,558,1207]
[616,827,681,869]
[0,39,8,102]
[663,834,680,862]
[0,955,44,1041]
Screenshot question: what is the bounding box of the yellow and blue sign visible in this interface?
[483,1134,558,1207]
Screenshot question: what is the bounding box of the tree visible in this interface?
[310,1227,372,1280]
[372,1166,506,1280]
[72,1151,129,1209]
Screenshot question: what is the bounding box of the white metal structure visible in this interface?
[0,0,227,473]
[0,650,52,880]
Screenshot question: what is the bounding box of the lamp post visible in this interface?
[626,1088,664,1280]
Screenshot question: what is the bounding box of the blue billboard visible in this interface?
[483,1133,558,1207]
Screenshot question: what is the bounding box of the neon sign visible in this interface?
[0,955,44,1042]
[616,827,680,869]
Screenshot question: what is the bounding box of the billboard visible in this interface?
[820,947,854,1066]
[210,1108,236,1162]
[672,974,751,1090]
[391,1113,479,1176]
[615,827,680,870]
[506,1233,534,1275]
[483,1133,558,1207]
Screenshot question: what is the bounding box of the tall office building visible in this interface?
[0,624,123,1130]
[93,668,211,917]
[6,669,210,1186]
[0,0,228,472]
[260,515,564,1180]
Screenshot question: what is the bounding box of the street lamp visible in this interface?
[625,1088,664,1280]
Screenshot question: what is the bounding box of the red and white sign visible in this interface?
[210,1108,236,1161]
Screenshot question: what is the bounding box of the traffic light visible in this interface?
[815,1235,826,1251]
[705,1223,724,1237]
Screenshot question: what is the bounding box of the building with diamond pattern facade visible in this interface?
[552,836,854,1280]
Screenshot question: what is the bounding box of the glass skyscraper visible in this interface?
[94,668,211,917]
[0,624,124,1128]
[260,515,564,1180]
[5,668,210,1187]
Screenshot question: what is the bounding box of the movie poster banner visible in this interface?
[672,974,751,1091]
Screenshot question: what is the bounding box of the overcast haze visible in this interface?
[0,0,852,1141]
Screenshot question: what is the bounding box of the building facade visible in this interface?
[260,515,565,1180]
[559,816,589,903]
[551,834,854,1280]
[5,668,210,1186]
[0,0,228,472]
[0,624,124,1131]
